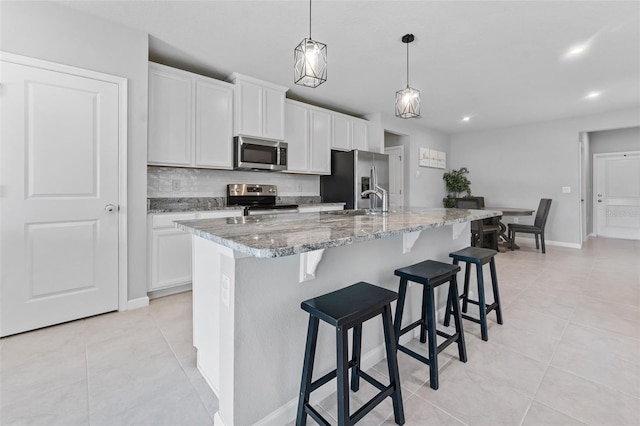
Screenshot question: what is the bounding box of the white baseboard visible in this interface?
[545,240,581,249]
[254,332,416,426]
[126,296,149,310]
[147,283,192,300]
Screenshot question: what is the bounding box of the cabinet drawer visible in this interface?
[152,213,197,229]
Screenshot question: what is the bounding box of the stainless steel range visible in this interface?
[227,184,298,216]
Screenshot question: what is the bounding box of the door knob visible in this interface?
[105,204,118,212]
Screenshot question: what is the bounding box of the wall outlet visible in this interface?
[513,217,519,224]
[562,186,571,193]
[172,179,182,191]
[221,274,230,308]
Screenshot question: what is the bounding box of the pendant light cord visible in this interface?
[309,0,312,39]
[406,41,410,88]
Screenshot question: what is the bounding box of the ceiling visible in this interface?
[60,0,640,134]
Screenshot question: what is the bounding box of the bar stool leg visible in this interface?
[394,278,408,345]
[420,284,428,344]
[296,316,320,426]
[350,324,362,392]
[489,258,503,325]
[382,305,405,425]
[476,263,488,341]
[448,275,467,363]
[461,262,471,314]
[425,287,439,390]
[336,326,350,426]
[443,285,453,327]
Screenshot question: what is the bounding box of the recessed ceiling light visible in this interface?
[566,44,588,57]
[585,91,601,99]
[461,116,472,122]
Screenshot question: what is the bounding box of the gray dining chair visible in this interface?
[454,198,499,250]
[507,199,552,253]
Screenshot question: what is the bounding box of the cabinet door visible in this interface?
[235,80,262,137]
[194,80,233,169]
[151,229,193,290]
[352,120,369,151]
[148,68,192,165]
[309,109,331,174]
[284,102,309,172]
[331,114,352,151]
[263,87,285,140]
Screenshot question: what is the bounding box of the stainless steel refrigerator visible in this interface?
[320,150,389,210]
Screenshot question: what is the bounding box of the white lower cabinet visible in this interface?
[148,210,242,292]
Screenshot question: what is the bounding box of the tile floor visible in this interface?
[1,237,639,426]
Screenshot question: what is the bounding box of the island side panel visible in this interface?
[211,222,470,425]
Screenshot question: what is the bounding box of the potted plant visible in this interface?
[442,167,471,207]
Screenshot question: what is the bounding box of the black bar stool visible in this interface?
[296,282,405,426]
[444,247,503,341]
[393,260,467,391]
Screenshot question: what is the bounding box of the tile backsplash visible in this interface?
[147,166,320,197]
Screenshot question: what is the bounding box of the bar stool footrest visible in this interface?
[359,370,387,392]
[304,404,332,426]
[309,359,358,393]
[398,319,423,337]
[435,330,461,354]
[351,386,395,425]
[397,344,431,365]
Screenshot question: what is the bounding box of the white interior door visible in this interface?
[385,146,404,209]
[1,59,121,336]
[594,152,640,240]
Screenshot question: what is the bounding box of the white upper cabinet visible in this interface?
[330,112,369,152]
[194,79,234,168]
[285,101,310,173]
[309,109,331,174]
[351,119,369,151]
[229,73,287,140]
[284,100,331,175]
[148,67,192,166]
[331,114,351,151]
[148,63,234,169]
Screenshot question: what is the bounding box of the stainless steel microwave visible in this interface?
[233,136,288,171]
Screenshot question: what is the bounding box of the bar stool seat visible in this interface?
[393,260,467,390]
[297,282,405,426]
[444,247,503,341]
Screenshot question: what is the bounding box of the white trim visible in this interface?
[148,283,192,300]
[592,151,640,238]
[127,296,149,310]
[384,145,405,208]
[1,52,130,312]
[545,240,581,249]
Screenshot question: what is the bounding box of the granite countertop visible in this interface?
[176,208,502,258]
[147,197,344,213]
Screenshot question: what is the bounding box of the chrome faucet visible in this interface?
[361,185,389,213]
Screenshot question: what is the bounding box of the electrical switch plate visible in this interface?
[513,217,519,224]
[562,186,571,193]
[221,274,230,308]
[172,179,182,191]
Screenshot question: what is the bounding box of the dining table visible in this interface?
[485,206,535,250]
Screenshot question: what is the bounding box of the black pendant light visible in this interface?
[395,34,420,119]
[294,0,327,87]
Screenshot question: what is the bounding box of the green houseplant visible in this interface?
[442,167,471,207]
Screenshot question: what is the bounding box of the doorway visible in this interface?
[593,152,640,240]
[0,53,128,336]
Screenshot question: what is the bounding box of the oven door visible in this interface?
[234,136,287,171]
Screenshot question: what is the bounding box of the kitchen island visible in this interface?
[177,208,500,426]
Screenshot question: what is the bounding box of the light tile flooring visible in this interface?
[1,237,639,426]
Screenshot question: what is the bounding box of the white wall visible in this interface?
[590,126,640,154]
[368,112,450,207]
[450,108,640,246]
[1,1,150,301]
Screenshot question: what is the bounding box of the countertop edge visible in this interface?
[176,209,501,258]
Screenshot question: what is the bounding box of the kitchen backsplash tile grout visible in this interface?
[147,166,320,198]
